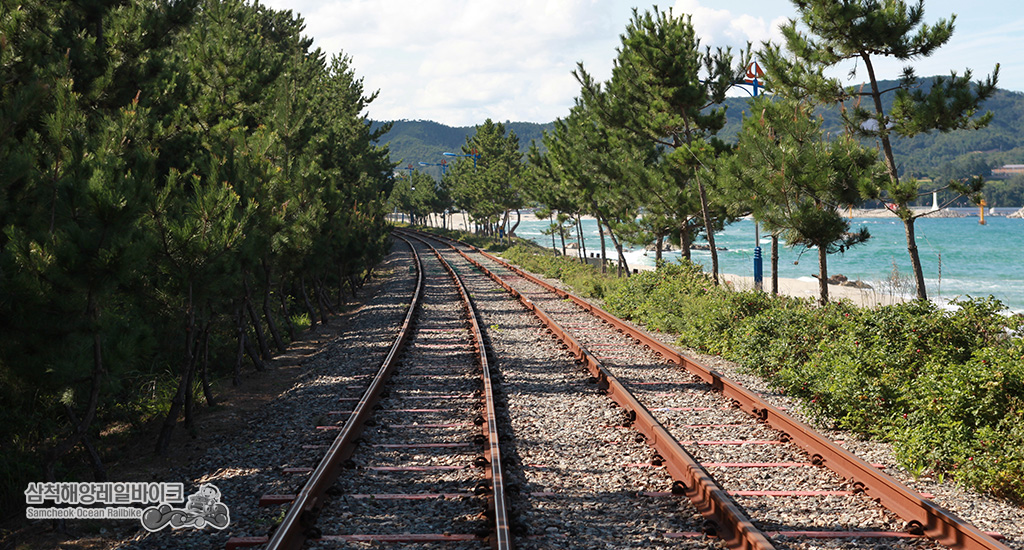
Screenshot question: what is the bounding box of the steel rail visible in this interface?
[400,230,512,549]
[414,231,774,550]
[227,235,425,550]
[424,230,1010,550]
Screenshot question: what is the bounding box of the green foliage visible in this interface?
[500,245,623,300]
[384,88,1024,205]
[601,260,1024,501]
[443,120,526,239]
[573,6,748,280]
[761,0,1000,300]
[373,120,552,179]
[0,0,393,514]
[725,96,881,303]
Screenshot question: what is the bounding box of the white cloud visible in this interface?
[256,0,624,125]
[257,0,1017,126]
[671,0,786,49]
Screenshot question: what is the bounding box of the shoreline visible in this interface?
[410,214,907,308]
[404,213,1017,311]
[718,272,907,308]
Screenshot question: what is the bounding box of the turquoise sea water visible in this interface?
[511,209,1024,313]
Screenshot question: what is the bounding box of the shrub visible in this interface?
[500,245,623,300]
[601,263,1024,501]
[442,230,1024,502]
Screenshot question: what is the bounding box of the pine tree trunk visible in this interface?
[243,277,271,359]
[655,231,664,263]
[510,209,521,239]
[697,179,719,285]
[46,294,106,480]
[501,209,509,244]
[577,216,587,263]
[817,243,829,306]
[300,277,318,328]
[771,234,779,296]
[903,216,928,300]
[597,215,607,273]
[316,278,337,316]
[348,274,360,298]
[604,221,629,276]
[156,285,199,455]
[679,222,691,262]
[233,306,245,386]
[200,324,216,406]
[549,213,556,251]
[61,404,107,482]
[313,278,331,321]
[183,341,198,431]
[262,263,285,353]
[342,264,350,309]
[279,282,297,341]
[244,331,266,371]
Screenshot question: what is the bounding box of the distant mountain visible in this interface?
[371,120,553,180]
[719,78,1024,180]
[373,78,1024,182]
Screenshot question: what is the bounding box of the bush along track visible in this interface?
[439,231,1024,504]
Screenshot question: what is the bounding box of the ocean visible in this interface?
[510,209,1024,313]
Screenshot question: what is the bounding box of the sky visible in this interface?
[259,0,1022,127]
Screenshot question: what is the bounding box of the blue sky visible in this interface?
[259,0,1020,126]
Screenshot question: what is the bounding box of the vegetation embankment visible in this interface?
[473,235,1024,504]
[0,1,393,517]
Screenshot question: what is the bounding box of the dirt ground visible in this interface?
[0,269,391,550]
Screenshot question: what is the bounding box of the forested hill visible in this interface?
[718,78,1024,181]
[375,77,1024,183]
[371,120,553,179]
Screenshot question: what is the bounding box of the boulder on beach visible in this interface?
[811,273,871,289]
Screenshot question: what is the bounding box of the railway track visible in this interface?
[226,234,510,549]
[216,228,1011,550]
[408,228,1010,550]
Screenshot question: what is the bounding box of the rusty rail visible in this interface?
[414,230,774,550]
[401,231,512,549]
[418,229,1011,550]
[228,234,427,550]
[229,233,512,549]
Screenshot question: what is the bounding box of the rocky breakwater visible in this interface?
[813,273,873,289]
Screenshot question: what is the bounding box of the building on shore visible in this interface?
[991,164,1024,179]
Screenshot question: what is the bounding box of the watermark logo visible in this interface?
[141,483,230,531]
[23,481,230,531]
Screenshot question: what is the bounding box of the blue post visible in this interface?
[753,246,763,290]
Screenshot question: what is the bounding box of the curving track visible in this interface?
[409,228,1010,550]
[220,228,1012,550]
[227,234,509,549]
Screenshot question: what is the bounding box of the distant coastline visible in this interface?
[848,206,1023,218]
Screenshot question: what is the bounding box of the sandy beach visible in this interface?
[719,273,906,308]
[408,212,909,308]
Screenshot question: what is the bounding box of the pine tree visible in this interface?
[761,0,999,300]
[575,7,748,283]
[446,120,524,241]
[728,96,883,304]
